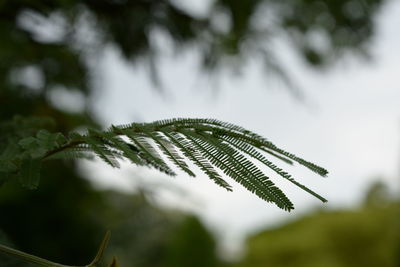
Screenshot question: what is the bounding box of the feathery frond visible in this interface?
[0,117,329,211]
[163,131,229,189]
[84,130,120,168]
[145,131,195,177]
[182,129,293,210]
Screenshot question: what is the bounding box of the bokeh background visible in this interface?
[0,0,399,266]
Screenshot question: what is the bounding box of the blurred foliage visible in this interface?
[165,216,219,267]
[0,161,106,266]
[0,163,224,266]
[237,183,400,267]
[363,180,392,208]
[0,0,386,101]
[210,0,384,69]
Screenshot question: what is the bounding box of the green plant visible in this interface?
[0,115,328,266]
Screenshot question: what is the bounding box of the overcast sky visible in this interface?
[80,0,400,256]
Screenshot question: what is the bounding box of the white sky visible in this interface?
[81,0,400,256]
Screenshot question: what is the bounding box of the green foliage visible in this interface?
[18,159,41,190]
[0,163,224,267]
[363,180,391,207]
[0,116,328,211]
[165,216,219,267]
[0,160,109,266]
[237,203,400,267]
[0,0,385,105]
[0,116,69,190]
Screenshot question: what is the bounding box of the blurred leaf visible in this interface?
[36,130,67,150]
[18,159,41,189]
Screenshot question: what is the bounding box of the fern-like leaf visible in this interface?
[0,117,329,211]
[145,131,195,177]
[151,118,328,176]
[164,131,231,190]
[119,128,176,176]
[84,130,120,168]
[220,135,327,202]
[183,130,294,210]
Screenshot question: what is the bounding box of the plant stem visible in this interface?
[0,231,110,267]
[0,243,73,267]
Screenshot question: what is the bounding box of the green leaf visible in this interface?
[18,137,47,158]
[84,134,120,168]
[146,131,195,177]
[17,131,67,159]
[120,128,176,176]
[0,160,17,173]
[18,137,38,150]
[36,130,67,150]
[0,143,21,160]
[220,135,327,203]
[166,131,230,190]
[2,116,328,211]
[18,159,41,189]
[183,130,293,210]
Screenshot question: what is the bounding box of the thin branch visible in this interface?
[0,231,110,267]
